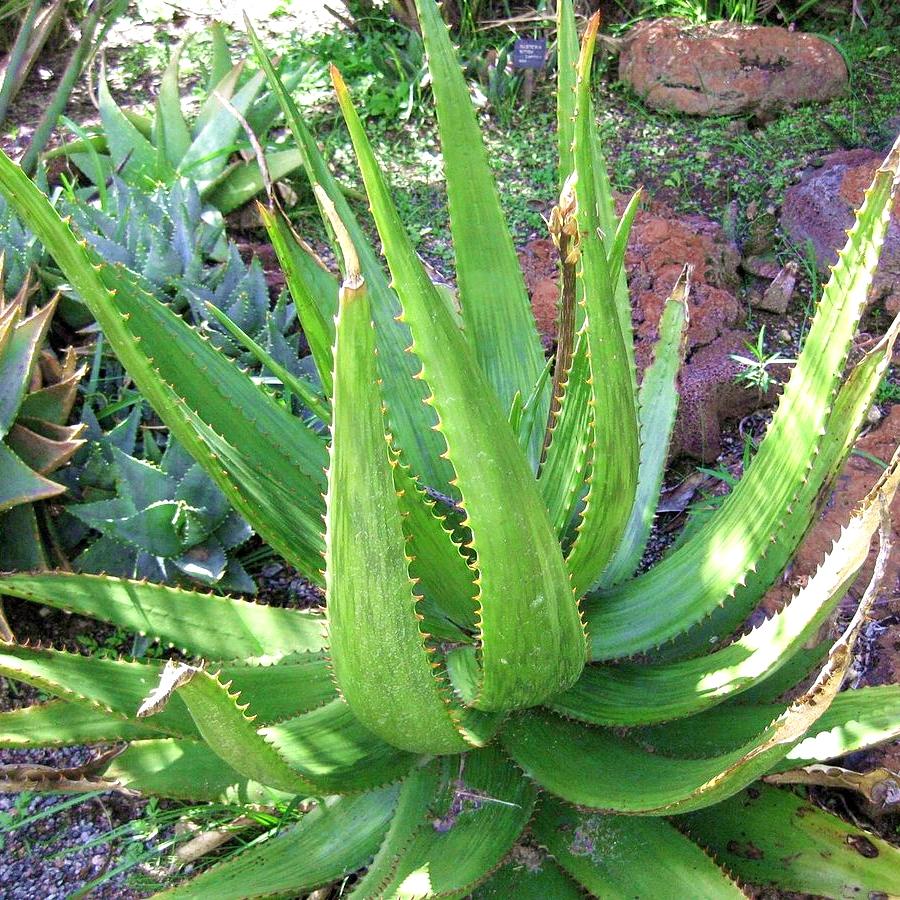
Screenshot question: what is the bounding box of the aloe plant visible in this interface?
[46,22,315,214]
[0,2,899,896]
[0,192,44,297]
[64,425,255,592]
[0,289,85,578]
[66,177,304,374]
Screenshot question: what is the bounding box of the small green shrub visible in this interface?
[730,325,796,393]
[66,428,254,593]
[45,22,314,214]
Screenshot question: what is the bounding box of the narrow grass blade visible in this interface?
[158,789,399,899]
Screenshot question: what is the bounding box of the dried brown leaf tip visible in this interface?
[137,660,200,718]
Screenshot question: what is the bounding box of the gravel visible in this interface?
[0,747,150,898]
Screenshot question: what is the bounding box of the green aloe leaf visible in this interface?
[607,188,643,290]
[504,559,884,815]
[0,441,64,509]
[665,313,900,661]
[0,701,163,747]
[246,21,452,493]
[324,233,469,754]
[204,148,303,213]
[0,572,327,658]
[154,36,191,167]
[0,297,55,437]
[376,747,538,899]
[77,499,189,557]
[392,458,477,638]
[0,505,47,569]
[0,645,331,740]
[473,857,583,899]
[538,333,591,538]
[213,653,335,722]
[563,16,640,595]
[680,784,900,898]
[179,70,266,189]
[157,789,399,899]
[195,60,241,136]
[415,0,548,465]
[332,66,585,713]
[139,662,321,795]
[550,451,899,725]
[203,300,330,423]
[600,268,689,587]
[635,685,900,769]
[259,204,336,395]
[98,69,170,187]
[349,761,443,899]
[0,646,199,739]
[103,738,294,805]
[556,0,578,189]
[261,699,419,794]
[586,136,900,660]
[205,23,233,96]
[531,796,746,898]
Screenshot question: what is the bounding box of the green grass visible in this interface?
[279,16,900,272]
[875,368,900,404]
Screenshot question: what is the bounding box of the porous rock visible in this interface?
[619,18,847,117]
[520,202,766,461]
[781,148,900,315]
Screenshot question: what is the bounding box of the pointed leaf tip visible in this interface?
[329,64,347,95]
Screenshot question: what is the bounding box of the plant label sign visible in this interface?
[513,38,547,69]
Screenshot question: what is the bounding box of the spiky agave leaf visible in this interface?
[0,289,86,573]
[52,25,308,214]
[0,192,45,297]
[71,439,255,593]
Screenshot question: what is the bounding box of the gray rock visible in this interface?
[782,148,900,314]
